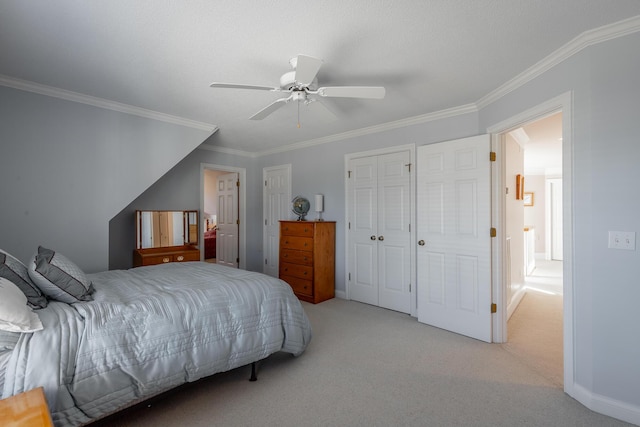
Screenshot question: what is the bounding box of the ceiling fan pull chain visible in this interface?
[297,100,301,128]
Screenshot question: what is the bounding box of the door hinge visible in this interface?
[237,219,240,225]
[490,228,497,237]
[265,258,268,265]
[490,151,496,162]
[491,303,497,313]
[236,257,240,263]
[265,219,267,225]
[348,170,352,178]
[265,180,267,186]
[348,273,351,281]
[409,283,411,292]
[236,180,240,187]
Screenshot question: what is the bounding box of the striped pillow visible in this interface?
[0,249,47,309]
[28,246,94,304]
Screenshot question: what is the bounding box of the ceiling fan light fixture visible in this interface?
[210,54,385,121]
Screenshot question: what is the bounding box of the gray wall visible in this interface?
[0,85,212,272]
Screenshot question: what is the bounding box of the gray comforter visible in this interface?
[2,262,312,426]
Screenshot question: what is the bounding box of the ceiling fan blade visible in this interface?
[210,82,279,91]
[316,86,386,99]
[249,96,291,120]
[293,55,323,86]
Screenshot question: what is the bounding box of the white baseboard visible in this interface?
[335,290,346,300]
[570,383,640,426]
[507,285,527,320]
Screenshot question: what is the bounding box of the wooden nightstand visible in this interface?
[0,387,54,427]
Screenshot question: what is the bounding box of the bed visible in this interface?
[0,249,312,427]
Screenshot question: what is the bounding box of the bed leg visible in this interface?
[249,362,257,382]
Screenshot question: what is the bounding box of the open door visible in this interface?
[417,135,492,342]
[216,172,239,268]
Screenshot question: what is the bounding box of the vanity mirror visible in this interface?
[135,210,199,249]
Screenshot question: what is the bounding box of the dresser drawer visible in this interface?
[143,255,174,265]
[175,252,200,262]
[280,222,314,237]
[281,275,313,297]
[281,236,313,251]
[280,248,313,266]
[280,262,313,280]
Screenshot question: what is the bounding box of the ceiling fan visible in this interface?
[210,54,385,123]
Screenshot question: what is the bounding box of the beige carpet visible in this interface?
[503,291,564,387]
[89,295,633,427]
[503,259,564,387]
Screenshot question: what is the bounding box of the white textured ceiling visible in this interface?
[1,1,640,154]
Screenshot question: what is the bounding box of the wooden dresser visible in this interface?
[133,245,200,267]
[279,221,335,304]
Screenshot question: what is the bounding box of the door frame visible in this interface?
[200,163,247,269]
[486,91,574,393]
[344,143,416,317]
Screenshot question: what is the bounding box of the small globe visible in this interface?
[292,196,310,220]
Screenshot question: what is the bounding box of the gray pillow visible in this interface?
[0,249,48,309]
[28,246,94,304]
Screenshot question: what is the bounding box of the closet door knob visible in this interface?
[418,240,425,246]
[378,236,384,241]
[370,235,377,240]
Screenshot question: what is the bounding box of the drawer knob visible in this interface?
[177,255,184,261]
[162,257,170,263]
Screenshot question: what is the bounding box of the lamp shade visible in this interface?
[315,194,324,212]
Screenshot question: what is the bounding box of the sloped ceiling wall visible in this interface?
[0,85,213,272]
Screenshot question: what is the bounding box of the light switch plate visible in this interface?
[608,231,636,250]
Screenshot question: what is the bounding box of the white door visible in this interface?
[263,165,291,277]
[216,172,239,268]
[348,150,411,313]
[417,135,492,342]
[549,178,563,261]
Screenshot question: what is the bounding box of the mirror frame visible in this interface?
[135,210,199,249]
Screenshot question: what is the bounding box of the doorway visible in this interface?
[487,92,573,391]
[200,163,247,269]
[504,112,564,386]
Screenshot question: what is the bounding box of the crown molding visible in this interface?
[255,103,478,157]
[477,15,640,109]
[197,143,258,158]
[0,74,218,133]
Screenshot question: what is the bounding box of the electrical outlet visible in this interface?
[608,231,636,250]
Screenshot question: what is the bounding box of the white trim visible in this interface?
[197,143,258,158]
[477,15,640,109]
[344,143,417,317]
[0,74,218,133]
[572,384,640,426]
[486,91,575,398]
[256,104,476,157]
[199,163,247,270]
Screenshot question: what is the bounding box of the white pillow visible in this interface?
[0,277,44,333]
